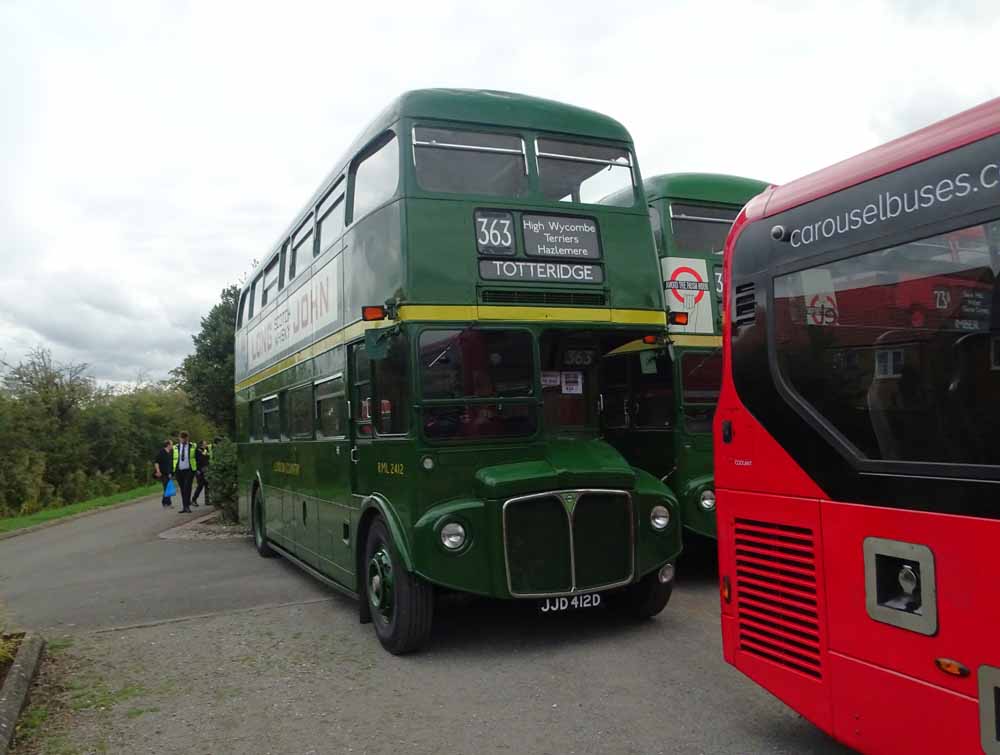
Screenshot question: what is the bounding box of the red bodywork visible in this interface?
[716,99,1000,754]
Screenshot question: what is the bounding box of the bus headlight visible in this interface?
[440,521,467,550]
[700,489,716,511]
[650,505,671,531]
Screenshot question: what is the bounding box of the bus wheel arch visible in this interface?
[251,477,275,558]
[356,497,415,624]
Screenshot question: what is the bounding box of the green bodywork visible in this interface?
[234,90,681,603]
[603,173,769,538]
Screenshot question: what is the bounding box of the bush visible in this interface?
[206,439,238,522]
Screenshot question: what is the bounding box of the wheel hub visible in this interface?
[367,547,394,622]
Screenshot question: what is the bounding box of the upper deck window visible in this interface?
[317,178,346,254]
[352,134,399,223]
[669,202,739,255]
[537,139,634,207]
[413,127,529,198]
[261,256,279,307]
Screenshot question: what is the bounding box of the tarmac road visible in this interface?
[0,495,851,754]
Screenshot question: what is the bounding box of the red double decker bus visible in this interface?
[717,98,1000,754]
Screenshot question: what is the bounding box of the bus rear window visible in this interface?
[413,127,528,198]
[774,220,999,465]
[419,329,533,398]
[537,139,634,207]
[669,202,739,254]
[681,351,722,433]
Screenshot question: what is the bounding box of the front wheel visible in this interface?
[617,570,673,619]
[252,488,276,558]
[363,518,433,654]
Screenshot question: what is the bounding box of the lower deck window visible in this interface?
[262,396,280,440]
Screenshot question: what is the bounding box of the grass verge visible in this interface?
[0,485,159,534]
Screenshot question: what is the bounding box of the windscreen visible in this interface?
[419,328,535,440]
[413,127,529,198]
[669,202,739,254]
[774,220,1000,464]
[537,139,634,206]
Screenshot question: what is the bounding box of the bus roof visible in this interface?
[387,89,633,142]
[242,89,635,291]
[751,96,1000,220]
[642,173,770,205]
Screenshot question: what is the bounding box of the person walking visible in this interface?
[172,431,197,513]
[192,440,211,507]
[153,439,174,507]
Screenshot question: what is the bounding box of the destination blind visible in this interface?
[479,259,604,283]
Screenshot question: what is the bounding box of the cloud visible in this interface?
[1,0,999,383]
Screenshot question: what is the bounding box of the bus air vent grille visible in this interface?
[481,290,607,307]
[733,517,822,679]
[733,283,756,328]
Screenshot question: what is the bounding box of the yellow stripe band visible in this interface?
[236,306,667,393]
[669,335,722,348]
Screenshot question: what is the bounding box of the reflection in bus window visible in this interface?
[600,353,629,429]
[317,181,346,254]
[288,384,313,438]
[262,396,280,440]
[634,350,674,429]
[352,135,399,222]
[315,377,346,437]
[423,403,536,441]
[774,220,999,464]
[680,351,722,433]
[419,329,532,398]
[373,333,410,435]
[413,127,528,198]
[669,202,739,254]
[261,256,279,307]
[537,139,634,206]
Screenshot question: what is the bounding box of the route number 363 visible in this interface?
[477,217,513,248]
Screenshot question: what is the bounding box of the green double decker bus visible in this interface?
[234,89,683,653]
[601,173,768,538]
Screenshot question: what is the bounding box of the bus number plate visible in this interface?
[539,593,602,613]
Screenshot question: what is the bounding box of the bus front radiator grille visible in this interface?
[572,492,633,591]
[733,518,823,679]
[503,490,633,597]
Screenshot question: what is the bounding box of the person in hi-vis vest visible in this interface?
[172,431,198,513]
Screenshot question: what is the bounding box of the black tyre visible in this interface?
[618,571,673,619]
[363,518,434,654]
[252,487,276,558]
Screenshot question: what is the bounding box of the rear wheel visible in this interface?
[252,487,276,558]
[363,518,433,654]
[617,571,673,619]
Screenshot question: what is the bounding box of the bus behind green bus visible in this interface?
[602,173,768,538]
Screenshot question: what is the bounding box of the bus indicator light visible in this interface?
[934,658,970,677]
[668,311,689,325]
[362,305,387,321]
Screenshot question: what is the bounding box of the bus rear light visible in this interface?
[721,576,731,603]
[642,335,658,344]
[362,305,387,321]
[668,311,689,325]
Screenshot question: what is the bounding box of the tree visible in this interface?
[174,285,239,436]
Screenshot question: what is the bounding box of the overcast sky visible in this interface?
[2,0,998,383]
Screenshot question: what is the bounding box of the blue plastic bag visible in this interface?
[164,478,176,497]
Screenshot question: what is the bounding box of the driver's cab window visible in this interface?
[599,349,674,431]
